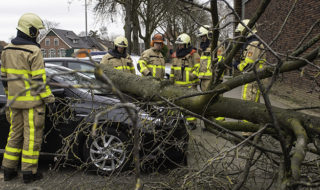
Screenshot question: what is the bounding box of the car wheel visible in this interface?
[82,128,132,175]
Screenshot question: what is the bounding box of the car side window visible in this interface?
[45,61,63,66]
[68,62,94,71]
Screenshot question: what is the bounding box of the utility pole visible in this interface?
[85,0,88,40]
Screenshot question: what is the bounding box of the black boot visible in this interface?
[23,171,43,184]
[3,168,18,181]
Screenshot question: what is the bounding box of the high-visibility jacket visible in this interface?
[199,43,225,80]
[100,52,136,74]
[237,39,265,72]
[237,36,266,102]
[137,48,165,79]
[1,44,53,109]
[170,49,200,88]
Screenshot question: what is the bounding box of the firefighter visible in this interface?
[196,25,225,121]
[196,25,225,92]
[100,36,136,74]
[234,19,266,136]
[234,19,266,103]
[137,33,166,79]
[170,33,200,129]
[1,13,55,183]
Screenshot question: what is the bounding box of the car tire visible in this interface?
[82,127,132,175]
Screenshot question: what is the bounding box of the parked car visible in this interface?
[0,64,188,174]
[44,58,96,78]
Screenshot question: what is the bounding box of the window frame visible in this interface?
[49,48,56,58]
[54,38,59,46]
[45,38,50,46]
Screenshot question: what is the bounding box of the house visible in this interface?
[39,28,114,58]
[80,36,113,52]
[39,28,91,58]
[240,0,320,101]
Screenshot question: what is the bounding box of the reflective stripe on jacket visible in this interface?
[100,53,136,74]
[199,44,225,79]
[238,38,266,103]
[138,48,165,79]
[170,50,200,87]
[237,40,266,72]
[1,44,53,109]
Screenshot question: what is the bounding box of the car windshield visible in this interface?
[46,67,112,95]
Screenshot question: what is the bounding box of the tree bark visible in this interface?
[125,0,132,54]
[132,0,140,54]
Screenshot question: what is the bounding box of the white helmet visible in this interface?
[114,36,128,48]
[235,19,257,34]
[17,13,45,38]
[175,33,191,46]
[196,25,212,39]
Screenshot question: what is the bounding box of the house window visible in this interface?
[54,38,59,46]
[41,49,46,58]
[73,39,78,44]
[49,48,56,57]
[59,48,66,57]
[45,38,50,46]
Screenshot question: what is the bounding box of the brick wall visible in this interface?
[244,0,320,102]
[39,33,69,57]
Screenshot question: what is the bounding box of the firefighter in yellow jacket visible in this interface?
[138,33,166,79]
[170,33,200,129]
[100,36,136,74]
[196,25,225,92]
[234,19,266,103]
[234,19,266,136]
[1,13,55,183]
[196,25,225,121]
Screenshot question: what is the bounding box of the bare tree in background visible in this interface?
[38,20,60,40]
[99,26,109,40]
[94,0,140,54]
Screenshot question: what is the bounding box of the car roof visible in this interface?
[45,63,74,71]
[44,57,94,64]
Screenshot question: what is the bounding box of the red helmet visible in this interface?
[150,33,165,47]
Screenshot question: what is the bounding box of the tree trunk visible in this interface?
[95,46,320,131]
[124,0,132,54]
[131,0,140,55]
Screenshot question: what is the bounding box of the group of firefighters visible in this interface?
[1,13,265,183]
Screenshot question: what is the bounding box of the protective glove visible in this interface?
[42,94,55,104]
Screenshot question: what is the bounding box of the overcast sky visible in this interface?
[0,0,124,43]
[0,0,233,43]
